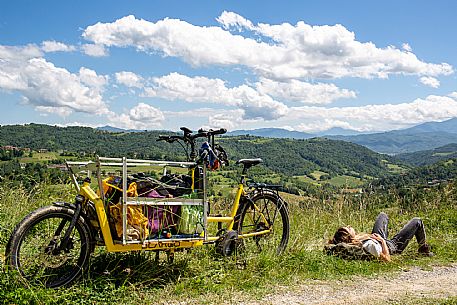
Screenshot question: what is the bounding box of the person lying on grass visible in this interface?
[328,212,434,262]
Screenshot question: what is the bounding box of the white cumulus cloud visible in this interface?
[115,71,144,88]
[216,11,255,31]
[255,78,356,104]
[288,94,457,132]
[0,44,110,116]
[79,67,109,90]
[110,102,164,129]
[35,106,73,117]
[0,45,43,90]
[82,44,108,57]
[296,119,355,133]
[419,76,440,88]
[402,43,412,52]
[41,40,76,53]
[144,72,288,120]
[207,110,245,130]
[82,13,453,80]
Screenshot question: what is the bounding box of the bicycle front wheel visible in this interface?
[5,205,92,288]
[235,191,289,255]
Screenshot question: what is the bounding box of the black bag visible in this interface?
[160,174,192,197]
[134,177,170,197]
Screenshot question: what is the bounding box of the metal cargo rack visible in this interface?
[67,156,208,246]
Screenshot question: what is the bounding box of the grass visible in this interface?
[19,152,61,163]
[433,152,455,157]
[386,163,408,174]
[293,173,364,188]
[293,175,318,185]
[326,175,363,187]
[309,170,328,180]
[1,180,457,304]
[397,297,457,305]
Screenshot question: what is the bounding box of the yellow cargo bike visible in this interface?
[5,127,289,288]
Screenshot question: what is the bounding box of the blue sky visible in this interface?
[1,0,457,132]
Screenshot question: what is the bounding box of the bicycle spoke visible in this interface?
[8,206,91,288]
[237,192,289,255]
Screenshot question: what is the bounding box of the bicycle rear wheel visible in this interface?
[235,191,289,255]
[5,205,92,288]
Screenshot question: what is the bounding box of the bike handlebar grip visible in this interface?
[157,135,169,141]
[213,128,227,135]
[198,128,226,136]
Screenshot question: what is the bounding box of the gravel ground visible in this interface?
[253,264,457,305]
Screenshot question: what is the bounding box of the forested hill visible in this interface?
[395,143,457,167]
[0,124,397,178]
[0,124,178,160]
[373,158,457,189]
[219,136,393,177]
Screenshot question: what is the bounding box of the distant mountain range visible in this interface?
[97,125,145,133]
[230,118,457,154]
[98,125,363,138]
[333,118,457,154]
[227,127,364,138]
[97,117,457,155]
[403,118,457,134]
[227,128,314,139]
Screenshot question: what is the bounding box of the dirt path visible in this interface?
[255,264,457,305]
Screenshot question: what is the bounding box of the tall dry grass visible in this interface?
[0,181,456,304]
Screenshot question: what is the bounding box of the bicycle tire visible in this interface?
[235,191,289,255]
[5,205,92,288]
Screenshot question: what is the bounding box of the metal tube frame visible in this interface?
[66,156,272,251]
[100,156,207,245]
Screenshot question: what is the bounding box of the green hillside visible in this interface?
[395,143,457,166]
[373,158,457,189]
[219,136,394,178]
[0,124,400,183]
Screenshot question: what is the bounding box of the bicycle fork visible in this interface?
[46,194,85,255]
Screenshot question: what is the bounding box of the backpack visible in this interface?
[324,242,374,260]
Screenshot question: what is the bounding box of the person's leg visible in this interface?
[372,212,397,253]
[371,212,389,239]
[390,217,428,254]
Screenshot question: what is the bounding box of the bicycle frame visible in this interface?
[67,156,271,253]
[206,182,271,243]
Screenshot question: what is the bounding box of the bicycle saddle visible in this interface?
[180,126,192,135]
[236,158,263,167]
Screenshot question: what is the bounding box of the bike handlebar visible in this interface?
[157,130,209,144]
[158,127,226,143]
[158,127,226,161]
